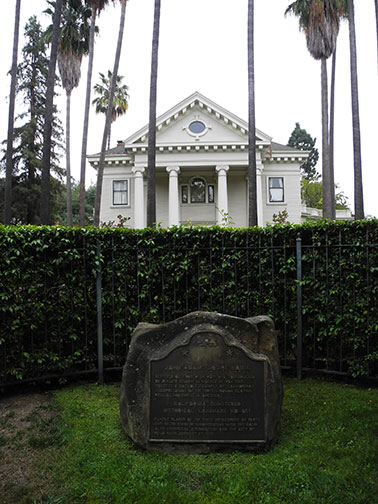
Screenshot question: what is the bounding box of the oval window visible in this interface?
[188,120,206,135]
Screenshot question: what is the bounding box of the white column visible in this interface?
[166,166,180,226]
[216,165,229,225]
[257,167,264,226]
[132,167,145,228]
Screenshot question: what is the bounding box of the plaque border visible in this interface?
[147,329,268,444]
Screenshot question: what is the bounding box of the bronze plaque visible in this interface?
[149,332,266,443]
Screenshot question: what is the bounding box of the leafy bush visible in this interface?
[1,220,377,385]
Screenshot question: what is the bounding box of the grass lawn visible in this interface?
[1,377,378,504]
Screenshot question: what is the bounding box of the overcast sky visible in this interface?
[1,0,378,217]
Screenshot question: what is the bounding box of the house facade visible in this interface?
[88,92,308,228]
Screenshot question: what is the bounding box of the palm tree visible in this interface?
[329,45,336,193]
[92,70,129,149]
[146,0,161,228]
[93,0,127,227]
[79,0,112,226]
[286,0,344,220]
[247,0,257,226]
[346,0,364,219]
[40,0,63,225]
[3,0,21,224]
[45,0,91,226]
[375,0,378,68]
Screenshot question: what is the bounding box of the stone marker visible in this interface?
[119,311,283,453]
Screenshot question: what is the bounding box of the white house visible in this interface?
[88,91,309,228]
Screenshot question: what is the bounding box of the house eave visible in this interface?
[123,91,273,145]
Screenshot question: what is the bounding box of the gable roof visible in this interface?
[88,92,309,162]
[124,91,272,147]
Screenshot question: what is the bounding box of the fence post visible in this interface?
[96,241,104,385]
[296,234,303,380]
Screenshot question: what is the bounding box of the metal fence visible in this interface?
[1,227,377,388]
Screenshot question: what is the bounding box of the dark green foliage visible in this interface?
[301,179,350,210]
[45,0,92,58]
[0,221,378,386]
[287,122,319,180]
[54,183,96,225]
[0,16,64,225]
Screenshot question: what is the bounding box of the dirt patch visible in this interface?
[0,392,59,504]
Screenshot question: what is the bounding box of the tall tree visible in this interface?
[346,0,364,219]
[93,0,127,227]
[247,0,257,226]
[45,0,91,226]
[146,0,161,228]
[2,16,63,224]
[286,0,345,220]
[375,0,378,69]
[40,0,63,224]
[3,0,22,224]
[79,0,112,226]
[92,70,129,149]
[329,45,337,191]
[287,122,320,180]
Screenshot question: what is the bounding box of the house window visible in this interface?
[268,177,284,203]
[186,119,208,138]
[208,185,215,203]
[181,185,188,203]
[113,180,128,205]
[181,178,215,204]
[190,178,206,203]
[188,120,206,135]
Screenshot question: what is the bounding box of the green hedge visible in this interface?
[1,220,378,386]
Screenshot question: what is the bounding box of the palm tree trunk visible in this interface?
[107,123,112,151]
[66,92,73,226]
[3,0,21,224]
[40,0,62,225]
[374,0,378,69]
[93,0,127,227]
[321,58,335,220]
[247,0,257,227]
[348,0,364,220]
[79,7,96,226]
[329,47,336,194]
[146,0,161,228]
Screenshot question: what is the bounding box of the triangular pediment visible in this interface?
[124,92,272,148]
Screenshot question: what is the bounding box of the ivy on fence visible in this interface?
[1,220,377,386]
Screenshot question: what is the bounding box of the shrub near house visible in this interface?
[0,220,377,386]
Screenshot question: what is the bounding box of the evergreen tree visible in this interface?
[0,16,63,224]
[287,122,320,180]
[54,182,96,225]
[40,0,63,224]
[3,0,21,224]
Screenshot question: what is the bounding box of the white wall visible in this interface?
[228,171,247,227]
[261,162,302,225]
[98,156,302,228]
[99,165,134,226]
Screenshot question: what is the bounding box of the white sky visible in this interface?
[1,0,378,217]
